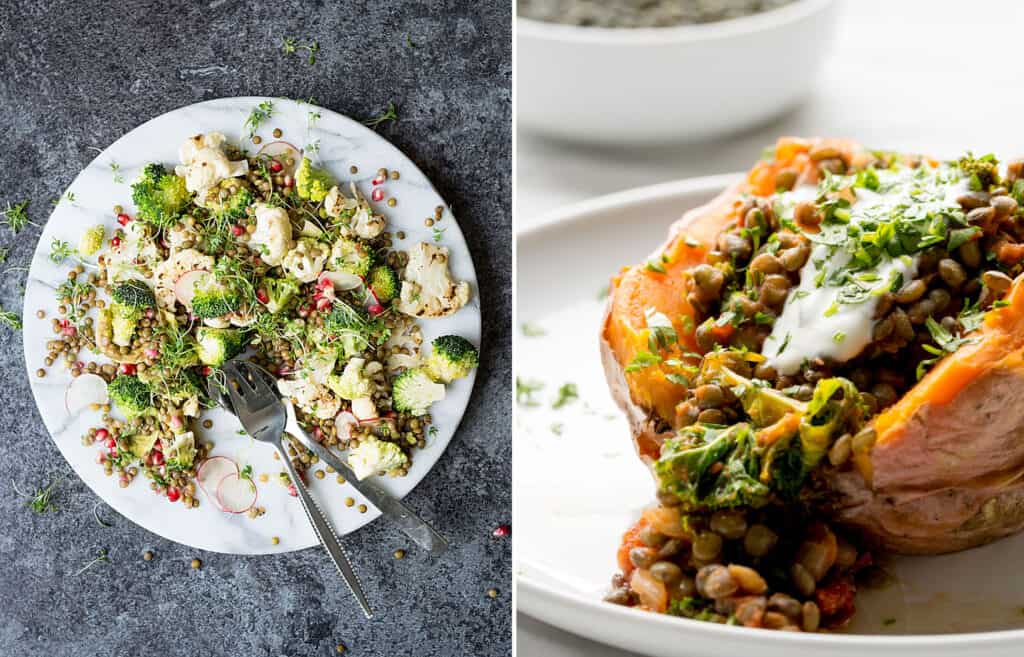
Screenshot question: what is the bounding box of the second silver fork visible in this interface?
[221,360,373,618]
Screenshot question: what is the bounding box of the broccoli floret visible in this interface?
[191,275,242,319]
[392,368,446,416]
[108,375,153,420]
[426,335,479,383]
[260,276,301,314]
[323,299,390,358]
[131,163,191,229]
[295,157,335,202]
[202,179,253,220]
[111,280,157,308]
[78,225,104,256]
[330,237,375,277]
[195,327,247,367]
[368,265,399,303]
[347,436,408,480]
[326,358,375,400]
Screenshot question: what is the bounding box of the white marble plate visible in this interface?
[22,97,480,554]
[515,175,1024,656]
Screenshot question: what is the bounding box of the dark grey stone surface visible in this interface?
[0,1,511,656]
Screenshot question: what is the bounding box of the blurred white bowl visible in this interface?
[517,0,839,144]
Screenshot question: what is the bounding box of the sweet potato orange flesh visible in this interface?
[600,137,1024,554]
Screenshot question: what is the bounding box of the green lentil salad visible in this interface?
[45,127,478,511]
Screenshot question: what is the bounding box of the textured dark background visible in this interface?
[0,1,511,656]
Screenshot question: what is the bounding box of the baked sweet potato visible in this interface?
[601,137,1024,554]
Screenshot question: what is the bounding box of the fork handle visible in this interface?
[286,426,449,557]
[276,441,374,618]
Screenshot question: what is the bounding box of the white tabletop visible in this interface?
[516,0,1024,653]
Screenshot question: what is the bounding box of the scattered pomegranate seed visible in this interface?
[371,188,384,202]
[144,347,159,359]
[297,306,310,318]
[312,427,323,441]
[76,361,85,369]
[96,453,106,464]
[166,487,181,502]
[231,224,245,236]
[372,175,385,186]
[315,296,332,311]
[151,451,164,466]
[270,160,283,173]
[256,288,269,304]
[493,524,511,538]
[367,303,384,316]
[287,484,298,497]
[316,274,333,290]
[62,326,77,337]
[110,236,121,247]
[106,437,117,449]
[145,308,156,319]
[201,366,212,376]
[95,428,109,441]
[283,175,294,187]
[120,363,137,375]
[108,447,118,458]
[117,213,132,225]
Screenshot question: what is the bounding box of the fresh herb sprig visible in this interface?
[280,37,320,65]
[244,100,275,139]
[363,102,398,129]
[13,479,60,513]
[516,378,544,407]
[1,200,35,233]
[0,306,22,330]
[74,548,110,576]
[552,383,579,409]
[48,238,76,265]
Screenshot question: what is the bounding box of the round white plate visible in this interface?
[515,174,1024,656]
[23,97,480,555]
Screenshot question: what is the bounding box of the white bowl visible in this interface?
[515,175,1024,657]
[516,0,840,144]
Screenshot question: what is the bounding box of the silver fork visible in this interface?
[219,362,449,556]
[220,360,373,618]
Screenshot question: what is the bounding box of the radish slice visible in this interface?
[320,270,363,291]
[351,397,378,422]
[197,456,239,504]
[335,411,358,441]
[65,373,109,415]
[174,269,208,309]
[216,473,257,514]
[257,141,302,176]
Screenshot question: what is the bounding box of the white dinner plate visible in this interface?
[515,174,1024,656]
[22,97,480,554]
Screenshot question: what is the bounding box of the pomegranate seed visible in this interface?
[372,175,385,186]
[105,437,117,449]
[367,303,384,316]
[108,447,118,458]
[117,213,132,225]
[145,308,156,318]
[287,484,298,497]
[270,160,283,173]
[144,347,159,359]
[315,296,332,311]
[95,452,106,464]
[95,428,109,441]
[76,361,85,369]
[316,274,334,290]
[166,487,181,502]
[201,366,212,376]
[151,451,164,466]
[169,415,183,430]
[283,175,294,187]
[62,326,77,337]
[110,236,121,247]
[371,188,384,202]
[256,288,269,304]
[312,427,323,441]
[231,224,245,236]
[297,306,310,318]
[493,524,511,538]
[120,363,137,375]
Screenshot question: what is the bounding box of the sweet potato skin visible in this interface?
[600,137,1024,555]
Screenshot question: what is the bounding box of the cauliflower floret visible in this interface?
[203,316,232,328]
[347,436,408,480]
[174,132,248,195]
[301,350,337,385]
[249,203,295,266]
[153,248,215,310]
[104,221,160,285]
[282,237,329,283]
[324,186,386,240]
[384,316,423,372]
[395,242,471,318]
[276,377,340,420]
[326,358,376,400]
[162,431,197,468]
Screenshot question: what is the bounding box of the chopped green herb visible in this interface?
[110,161,124,184]
[625,350,662,373]
[516,378,544,407]
[645,259,666,273]
[432,226,446,242]
[550,422,564,436]
[552,383,579,409]
[833,331,846,343]
[777,332,792,355]
[363,102,399,129]
[521,322,546,337]
[48,238,75,265]
[645,309,677,351]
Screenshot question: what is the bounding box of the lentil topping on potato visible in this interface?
[600,137,1024,630]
